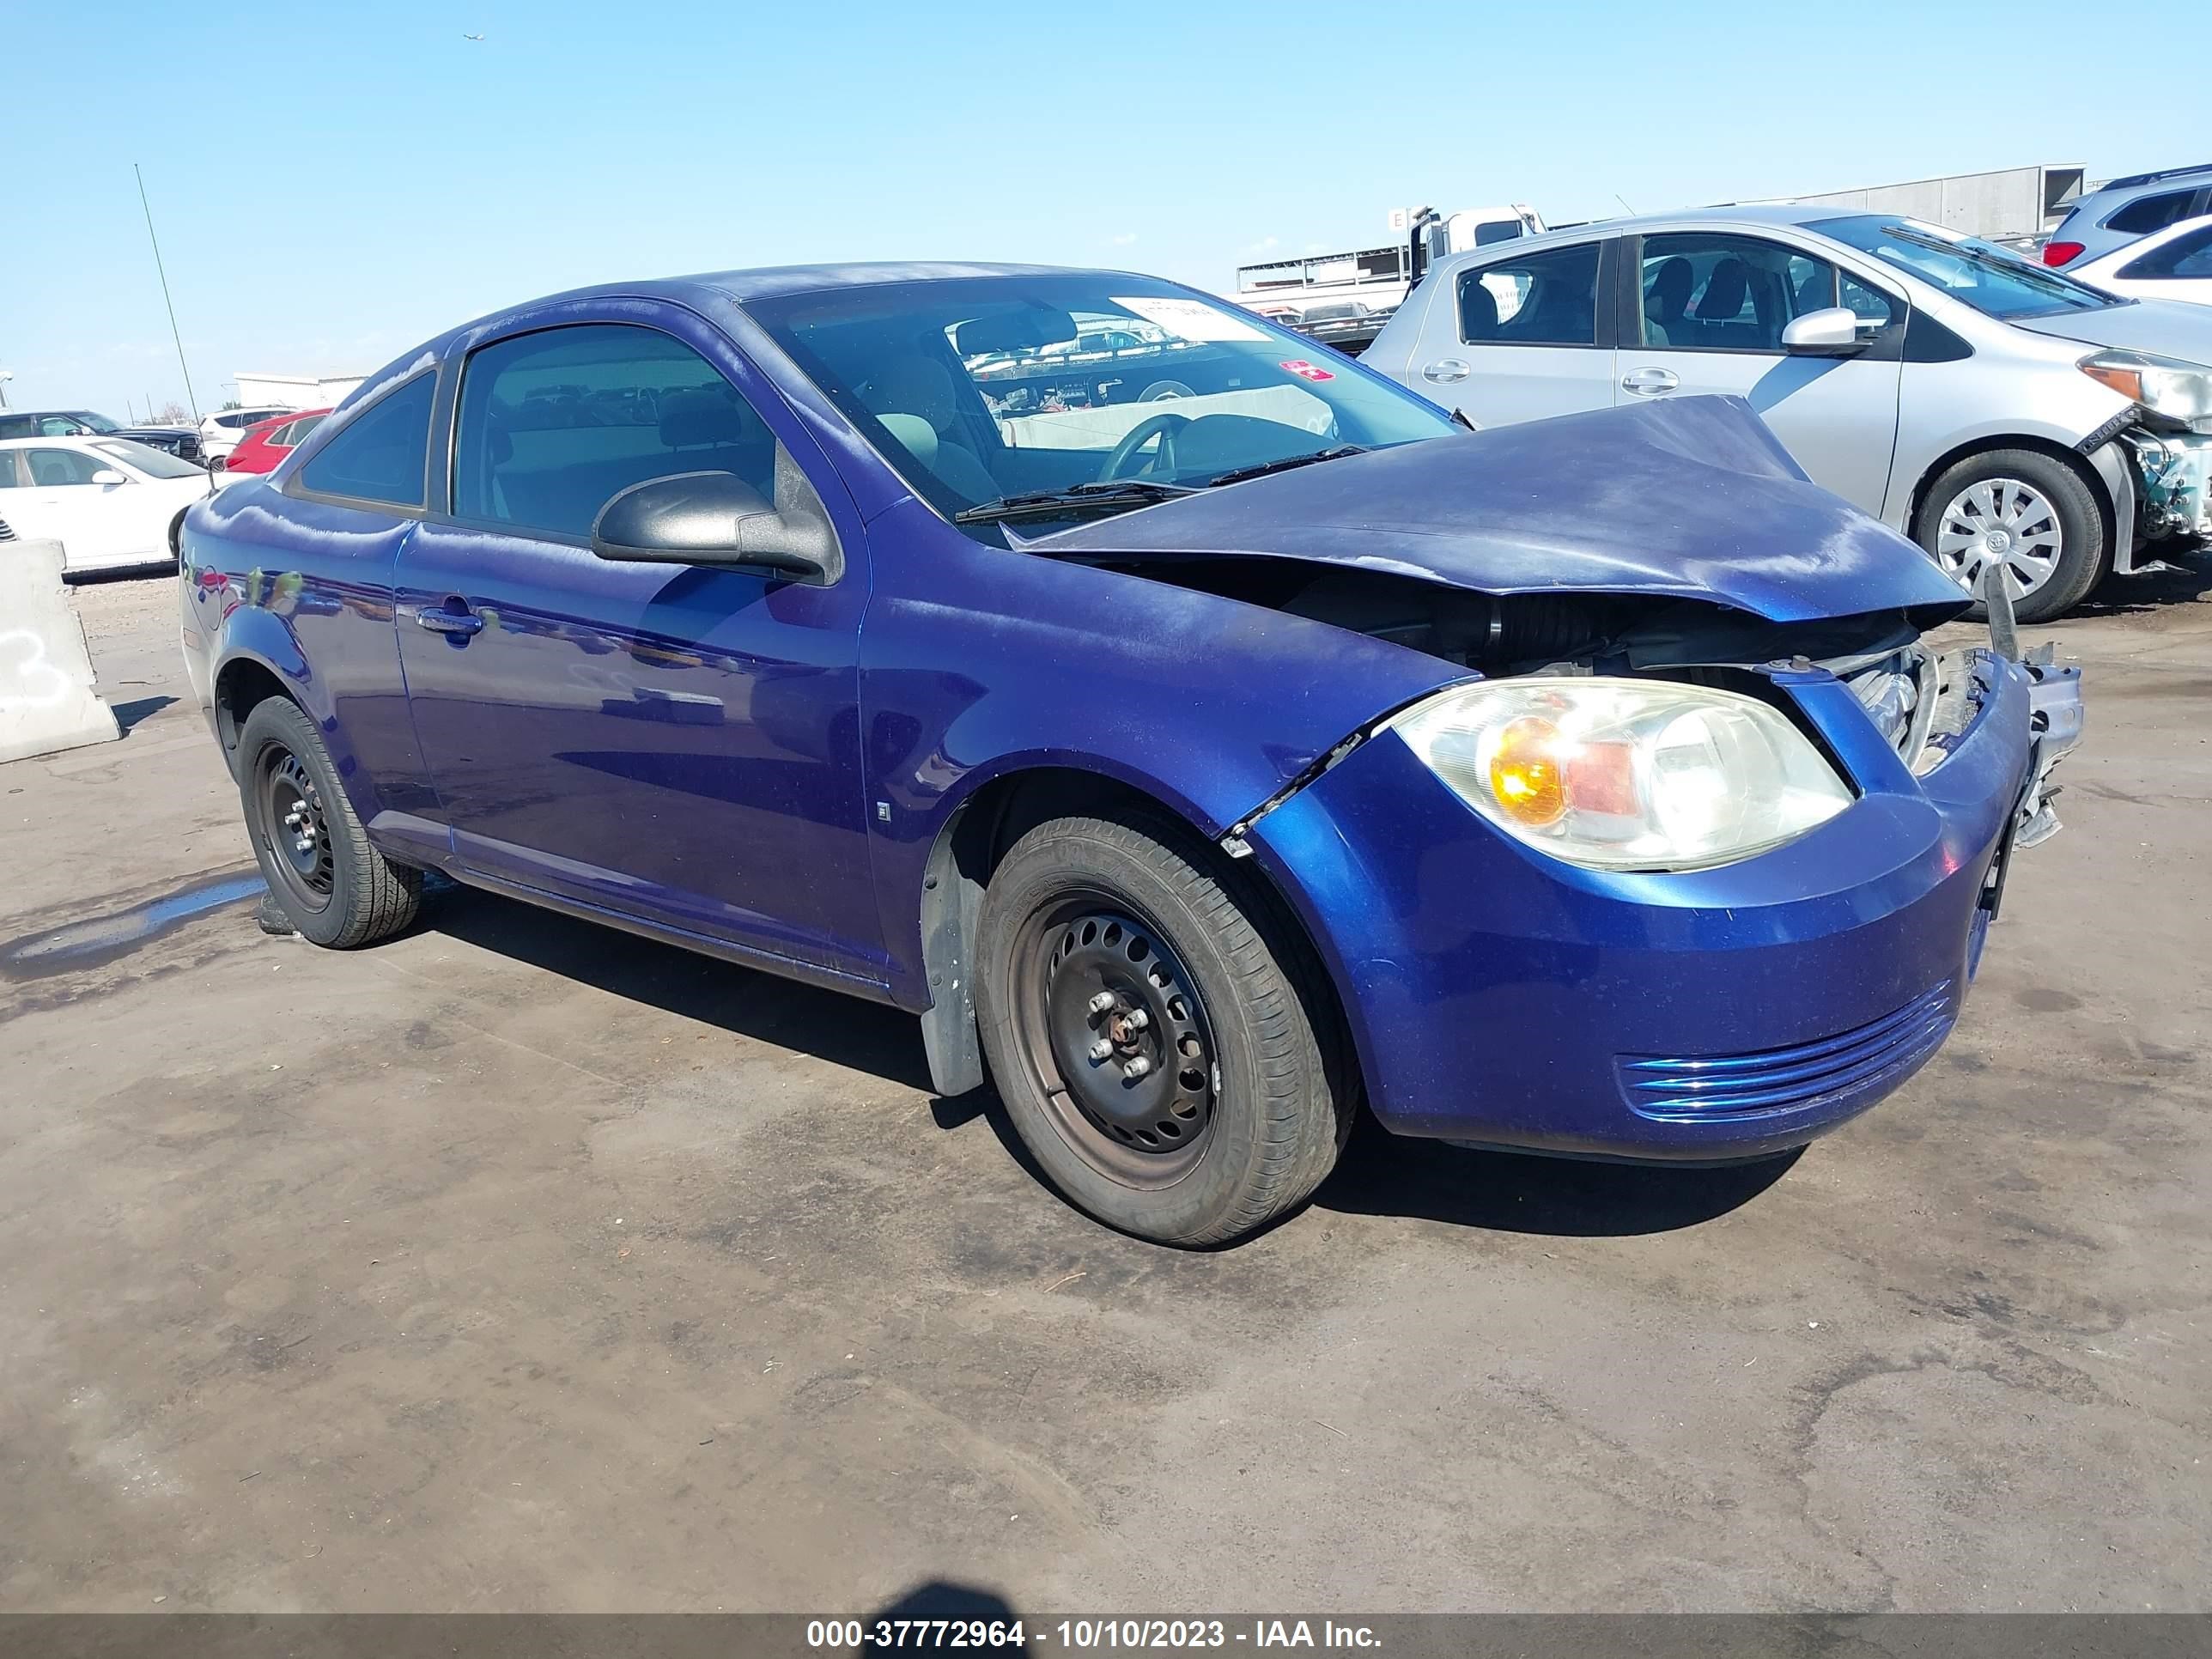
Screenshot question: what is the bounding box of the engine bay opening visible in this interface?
[1091,555,1971,773]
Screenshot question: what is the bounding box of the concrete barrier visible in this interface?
[1,539,122,764]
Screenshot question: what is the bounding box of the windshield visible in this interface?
[92,439,207,479]
[72,410,125,433]
[1813,216,2116,319]
[746,275,1456,533]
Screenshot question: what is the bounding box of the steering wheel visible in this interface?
[1098,411,1191,482]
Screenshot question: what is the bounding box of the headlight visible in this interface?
[2079,349,2212,434]
[1387,678,1853,872]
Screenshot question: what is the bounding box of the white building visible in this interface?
[234,371,365,411]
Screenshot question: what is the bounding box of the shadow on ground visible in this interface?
[2072,546,2212,619]
[431,885,1788,1242]
[427,884,937,1091]
[112,694,178,733]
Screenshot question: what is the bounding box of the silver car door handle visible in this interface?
[414,608,483,637]
[1421,359,1471,384]
[1621,368,1680,396]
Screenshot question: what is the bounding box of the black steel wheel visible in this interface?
[1010,899,1218,1188]
[975,811,1352,1246]
[235,696,422,949]
[256,747,337,915]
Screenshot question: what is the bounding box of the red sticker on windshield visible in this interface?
[1280,359,1335,381]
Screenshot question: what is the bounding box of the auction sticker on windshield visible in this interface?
[1280,359,1336,381]
[1114,295,1268,342]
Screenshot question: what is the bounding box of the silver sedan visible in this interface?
[1362,204,2212,621]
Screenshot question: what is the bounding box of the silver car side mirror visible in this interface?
[1779,307,1865,356]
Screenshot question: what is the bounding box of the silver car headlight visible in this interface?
[1387,678,1853,872]
[2080,349,2212,434]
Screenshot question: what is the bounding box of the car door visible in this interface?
[392,311,884,983]
[1408,239,1616,425]
[10,446,133,565]
[1611,231,1905,514]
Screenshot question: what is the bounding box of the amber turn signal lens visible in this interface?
[2080,360,2145,403]
[1487,717,1566,826]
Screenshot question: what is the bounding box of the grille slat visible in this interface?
[1620,981,1955,1121]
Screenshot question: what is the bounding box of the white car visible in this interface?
[0,436,214,574]
[2069,215,2212,307]
[200,404,295,465]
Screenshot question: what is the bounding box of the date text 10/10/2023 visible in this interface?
[805,1620,1383,1649]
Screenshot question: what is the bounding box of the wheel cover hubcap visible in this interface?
[1018,904,1217,1186]
[1934,477,2063,599]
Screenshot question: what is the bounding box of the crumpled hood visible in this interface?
[2010,295,2212,364]
[1035,395,1971,625]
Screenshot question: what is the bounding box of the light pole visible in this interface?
[0,370,13,411]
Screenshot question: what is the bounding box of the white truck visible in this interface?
[1236,204,1545,356]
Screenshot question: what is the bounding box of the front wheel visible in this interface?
[975,812,1352,1246]
[1913,447,2107,623]
[236,696,422,948]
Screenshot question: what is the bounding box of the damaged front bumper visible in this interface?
[2106,428,2212,572]
[2014,646,2083,850]
[1244,642,2073,1161]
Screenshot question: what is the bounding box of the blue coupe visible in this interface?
[179,264,2081,1244]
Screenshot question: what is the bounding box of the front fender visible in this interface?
[858,500,1466,1006]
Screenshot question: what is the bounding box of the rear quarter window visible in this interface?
[297,375,435,508]
[2106,189,2199,234]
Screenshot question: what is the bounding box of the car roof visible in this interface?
[1437,203,1881,259]
[2083,162,2212,198]
[441,261,1110,330]
[246,407,330,430]
[0,435,99,449]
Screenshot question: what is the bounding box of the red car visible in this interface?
[218,408,330,474]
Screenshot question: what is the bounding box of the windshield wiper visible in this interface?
[1204,445,1366,489]
[950,478,1200,524]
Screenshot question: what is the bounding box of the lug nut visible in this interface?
[1087,1039,1113,1062]
[1123,1008,1149,1030]
[1122,1055,1152,1079]
[1086,991,1118,1016]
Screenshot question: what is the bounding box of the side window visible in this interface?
[1638,234,1883,351]
[1839,271,1899,328]
[2106,190,2197,235]
[453,323,778,541]
[298,374,435,507]
[1458,243,1601,346]
[0,452,21,487]
[24,447,105,486]
[2119,222,2212,280]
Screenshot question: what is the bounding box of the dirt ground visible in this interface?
[3,563,2209,1614]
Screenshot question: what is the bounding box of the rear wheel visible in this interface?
[1913,447,2106,623]
[975,811,1351,1246]
[236,697,421,948]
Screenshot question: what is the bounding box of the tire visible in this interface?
[235,696,421,948]
[974,811,1352,1246]
[1912,447,2107,624]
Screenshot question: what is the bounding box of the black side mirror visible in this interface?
[591,454,843,585]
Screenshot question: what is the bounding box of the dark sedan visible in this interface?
[0,408,205,464]
[179,263,2080,1245]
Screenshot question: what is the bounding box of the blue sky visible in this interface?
[6,0,2204,420]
